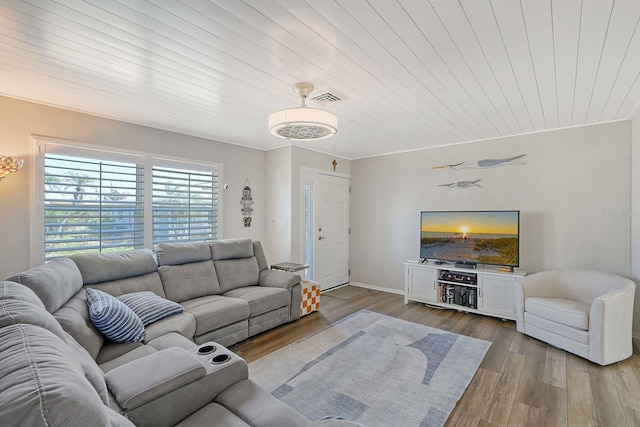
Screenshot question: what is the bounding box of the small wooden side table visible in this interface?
[270,262,310,273]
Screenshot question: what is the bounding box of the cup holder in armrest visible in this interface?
[210,354,231,365]
[192,342,240,371]
[196,344,217,355]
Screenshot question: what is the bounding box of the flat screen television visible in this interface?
[420,210,520,267]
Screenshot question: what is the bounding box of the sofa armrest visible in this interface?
[107,344,249,427]
[259,269,301,290]
[259,270,302,321]
[589,283,635,365]
[105,348,206,411]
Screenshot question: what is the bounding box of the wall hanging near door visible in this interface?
[241,178,253,227]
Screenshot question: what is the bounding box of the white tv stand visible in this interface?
[403,261,526,321]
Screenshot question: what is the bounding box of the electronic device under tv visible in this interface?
[420,210,520,269]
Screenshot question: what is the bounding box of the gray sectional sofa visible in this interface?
[0,238,359,427]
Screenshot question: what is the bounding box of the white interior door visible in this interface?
[315,174,350,290]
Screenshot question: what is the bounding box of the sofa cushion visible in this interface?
[143,312,197,342]
[5,257,83,313]
[176,403,251,427]
[99,345,158,373]
[159,260,221,302]
[118,291,184,326]
[248,308,291,337]
[87,272,167,299]
[156,241,212,266]
[0,298,67,341]
[525,297,590,330]
[181,295,250,336]
[64,331,110,405]
[54,289,105,360]
[146,332,197,353]
[524,312,589,345]
[215,258,261,293]
[108,408,137,427]
[105,348,206,411]
[86,288,146,343]
[0,280,46,309]
[215,379,311,427]
[0,324,131,427]
[210,238,254,260]
[194,321,249,346]
[71,249,158,285]
[223,286,290,317]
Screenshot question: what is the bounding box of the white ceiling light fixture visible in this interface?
[268,82,337,140]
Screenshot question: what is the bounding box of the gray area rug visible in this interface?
[249,309,490,427]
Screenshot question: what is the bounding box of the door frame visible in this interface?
[299,167,350,284]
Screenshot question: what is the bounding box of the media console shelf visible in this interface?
[403,261,526,320]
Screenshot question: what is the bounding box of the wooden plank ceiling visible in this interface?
[1,0,639,159]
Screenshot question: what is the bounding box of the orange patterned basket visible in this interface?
[300,280,320,316]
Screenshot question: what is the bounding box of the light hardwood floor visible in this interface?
[230,287,640,427]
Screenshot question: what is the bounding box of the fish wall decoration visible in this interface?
[433,154,526,170]
[438,179,482,189]
[434,154,526,189]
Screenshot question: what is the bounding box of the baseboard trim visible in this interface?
[347,282,404,296]
[320,283,350,294]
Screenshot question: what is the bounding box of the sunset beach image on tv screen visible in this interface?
[420,211,519,266]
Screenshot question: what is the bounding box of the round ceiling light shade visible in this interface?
[268,82,337,141]
[268,108,337,140]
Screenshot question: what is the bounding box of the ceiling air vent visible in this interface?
[312,92,341,104]
[310,89,348,106]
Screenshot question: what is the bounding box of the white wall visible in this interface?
[350,122,632,296]
[0,96,266,278]
[264,146,292,265]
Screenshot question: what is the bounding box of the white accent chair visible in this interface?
[515,269,635,366]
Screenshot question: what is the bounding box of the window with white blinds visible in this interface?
[38,140,221,261]
[44,154,144,259]
[152,166,219,244]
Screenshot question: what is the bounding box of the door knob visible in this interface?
[318,236,326,240]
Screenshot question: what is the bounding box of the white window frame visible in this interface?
[30,135,224,265]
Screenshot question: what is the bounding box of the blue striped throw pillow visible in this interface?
[118,291,184,326]
[85,288,145,343]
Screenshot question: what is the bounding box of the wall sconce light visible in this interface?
[0,156,24,181]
